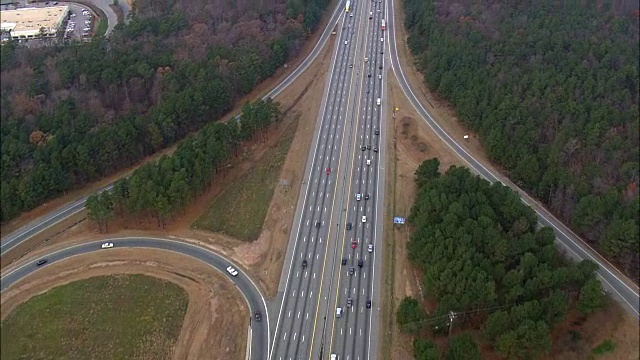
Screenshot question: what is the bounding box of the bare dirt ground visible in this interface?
[1,248,248,360]
[0,1,337,239]
[381,4,640,360]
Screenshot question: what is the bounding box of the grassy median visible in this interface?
[1,275,188,360]
[193,118,297,241]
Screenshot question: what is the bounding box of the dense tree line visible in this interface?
[1,0,330,222]
[399,159,606,359]
[402,0,639,278]
[85,99,280,230]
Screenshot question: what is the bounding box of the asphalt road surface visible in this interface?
[0,237,270,360]
[0,5,344,258]
[271,1,385,359]
[384,0,639,317]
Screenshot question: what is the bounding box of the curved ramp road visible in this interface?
[0,3,345,258]
[0,237,270,360]
[384,0,639,317]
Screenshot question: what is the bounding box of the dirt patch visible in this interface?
[1,248,248,360]
[380,70,464,360]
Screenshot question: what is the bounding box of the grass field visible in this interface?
[1,274,188,360]
[193,118,298,241]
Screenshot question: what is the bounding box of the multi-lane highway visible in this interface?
[0,237,270,360]
[384,0,639,317]
[271,1,385,359]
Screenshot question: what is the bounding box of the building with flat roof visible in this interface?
[1,5,69,39]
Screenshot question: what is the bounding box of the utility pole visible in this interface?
[448,311,456,337]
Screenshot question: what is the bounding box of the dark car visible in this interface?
[302,260,308,268]
[358,259,364,267]
[361,145,366,151]
[366,89,370,94]
[368,73,371,78]
[316,221,321,228]
[366,300,372,309]
[36,259,48,266]
[347,298,353,307]
[375,129,380,135]
[254,311,262,321]
[346,222,352,230]
[379,65,383,69]
[342,258,348,266]
[373,147,378,153]
[367,145,371,150]
[365,194,370,200]
[349,267,355,275]
[380,50,384,54]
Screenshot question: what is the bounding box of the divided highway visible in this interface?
[0,237,270,360]
[272,1,385,359]
[384,0,639,317]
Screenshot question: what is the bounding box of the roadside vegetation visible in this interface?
[85,99,280,230]
[402,0,639,279]
[1,274,188,359]
[193,114,297,241]
[397,158,607,359]
[0,0,331,223]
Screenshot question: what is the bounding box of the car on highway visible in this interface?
[366,159,371,166]
[374,147,378,153]
[331,354,337,360]
[377,98,381,105]
[358,259,363,267]
[375,128,380,135]
[344,40,348,45]
[316,221,321,228]
[254,311,262,321]
[361,145,366,151]
[349,267,355,275]
[336,307,343,318]
[351,241,357,249]
[356,193,361,201]
[378,74,382,79]
[326,167,331,175]
[302,259,308,268]
[367,144,371,150]
[366,89,370,94]
[362,215,367,223]
[366,300,372,308]
[342,258,348,266]
[226,266,239,276]
[379,65,383,69]
[365,194,370,200]
[380,37,384,42]
[101,242,114,249]
[349,64,353,68]
[346,222,352,230]
[350,13,353,17]
[368,244,374,252]
[36,259,48,266]
[347,298,353,307]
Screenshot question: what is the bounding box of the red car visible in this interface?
[351,241,357,249]
[326,167,331,175]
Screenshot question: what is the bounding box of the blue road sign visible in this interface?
[393,217,405,224]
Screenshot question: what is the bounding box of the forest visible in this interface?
[398,158,607,359]
[0,0,330,222]
[402,0,639,279]
[85,99,280,230]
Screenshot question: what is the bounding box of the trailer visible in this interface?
[345,0,350,12]
[381,19,385,30]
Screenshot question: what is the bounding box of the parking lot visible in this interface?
[63,4,94,41]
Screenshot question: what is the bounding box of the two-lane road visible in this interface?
[385,0,639,317]
[0,237,270,360]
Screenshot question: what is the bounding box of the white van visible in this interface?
[376,98,381,106]
[336,307,343,318]
[364,57,368,63]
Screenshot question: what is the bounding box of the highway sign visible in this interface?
[393,217,405,224]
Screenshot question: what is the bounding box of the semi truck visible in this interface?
[381,19,385,30]
[345,0,350,12]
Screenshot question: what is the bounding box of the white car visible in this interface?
[378,74,382,79]
[368,244,374,252]
[366,159,371,166]
[101,242,113,249]
[380,37,384,42]
[356,193,361,201]
[331,354,338,360]
[362,216,367,223]
[226,266,239,277]
[345,40,348,45]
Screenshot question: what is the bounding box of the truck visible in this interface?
[381,19,385,30]
[345,0,350,12]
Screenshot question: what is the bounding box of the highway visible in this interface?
[0,237,270,360]
[384,0,639,317]
[0,3,345,258]
[271,1,385,359]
